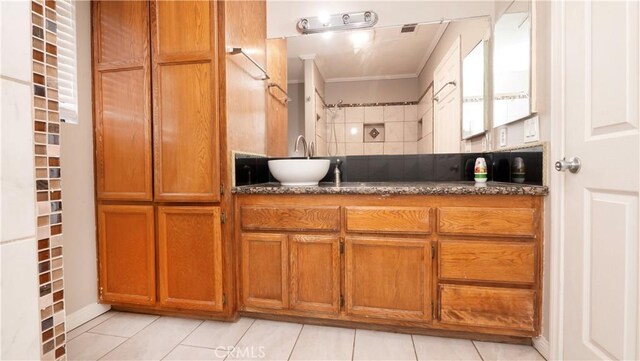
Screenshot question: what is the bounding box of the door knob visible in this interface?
[555,157,581,173]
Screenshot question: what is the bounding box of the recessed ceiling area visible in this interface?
[286,22,447,83]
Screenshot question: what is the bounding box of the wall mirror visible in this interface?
[462,40,488,139]
[280,16,492,156]
[492,0,532,127]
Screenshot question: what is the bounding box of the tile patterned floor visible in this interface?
[66,311,546,361]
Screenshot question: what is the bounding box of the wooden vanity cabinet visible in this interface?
[97,204,156,306]
[239,205,342,316]
[240,232,342,316]
[151,0,221,202]
[157,206,224,312]
[93,0,229,318]
[93,1,152,201]
[345,236,432,321]
[241,233,289,310]
[290,235,341,314]
[236,194,543,340]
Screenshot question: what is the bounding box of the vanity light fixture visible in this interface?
[297,10,379,34]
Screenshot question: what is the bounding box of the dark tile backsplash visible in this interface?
[234,153,269,186]
[234,146,544,186]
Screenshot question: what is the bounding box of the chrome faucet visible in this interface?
[308,141,316,158]
[294,135,314,159]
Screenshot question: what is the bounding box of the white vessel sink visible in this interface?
[268,159,330,186]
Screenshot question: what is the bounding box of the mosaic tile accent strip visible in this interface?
[31,0,67,359]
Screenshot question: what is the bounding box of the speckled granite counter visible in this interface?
[232,182,548,196]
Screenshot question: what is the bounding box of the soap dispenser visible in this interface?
[335,159,342,186]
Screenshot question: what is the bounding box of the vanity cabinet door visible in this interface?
[98,204,156,306]
[345,236,432,321]
[150,0,221,202]
[290,235,341,315]
[241,233,289,310]
[157,206,224,312]
[93,1,152,201]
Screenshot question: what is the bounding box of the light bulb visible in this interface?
[317,11,331,26]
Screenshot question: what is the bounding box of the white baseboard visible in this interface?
[66,303,111,331]
[533,336,550,360]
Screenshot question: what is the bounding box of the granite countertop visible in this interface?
[232,182,549,196]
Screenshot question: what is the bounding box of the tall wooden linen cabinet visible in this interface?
[93,1,229,316]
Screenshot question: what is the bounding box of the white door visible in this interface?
[558,1,639,359]
[433,37,461,153]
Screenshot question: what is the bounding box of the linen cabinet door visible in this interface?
[93,1,152,201]
[157,206,224,312]
[150,1,221,202]
[345,237,432,321]
[241,233,288,310]
[98,205,155,305]
[290,235,341,315]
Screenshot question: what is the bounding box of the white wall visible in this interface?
[0,1,42,359]
[325,78,419,104]
[267,1,494,38]
[60,1,110,329]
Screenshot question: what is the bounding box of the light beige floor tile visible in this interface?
[101,316,202,360]
[88,311,159,338]
[163,345,226,361]
[474,341,546,361]
[67,311,120,341]
[227,319,302,361]
[289,325,354,361]
[413,335,481,360]
[181,317,254,349]
[66,332,126,361]
[353,329,416,361]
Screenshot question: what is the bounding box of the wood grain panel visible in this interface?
[98,204,155,306]
[439,284,535,332]
[153,1,212,56]
[345,236,431,321]
[154,62,219,201]
[93,0,152,201]
[439,240,536,284]
[266,38,288,156]
[290,235,340,315]
[345,206,431,234]
[95,70,152,200]
[241,233,288,309]
[224,0,267,156]
[95,1,148,66]
[151,0,220,202]
[157,206,223,312]
[438,207,536,237]
[241,206,340,231]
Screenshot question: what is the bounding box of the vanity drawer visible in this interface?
[437,207,536,237]
[439,241,535,284]
[241,206,340,231]
[345,206,431,234]
[439,284,535,332]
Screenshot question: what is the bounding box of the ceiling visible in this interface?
[287,22,447,83]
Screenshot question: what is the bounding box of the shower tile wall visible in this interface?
[324,104,421,156]
[417,89,434,154]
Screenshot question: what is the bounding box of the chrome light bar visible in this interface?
[296,11,379,34]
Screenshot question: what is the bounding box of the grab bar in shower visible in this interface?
[432,81,456,102]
